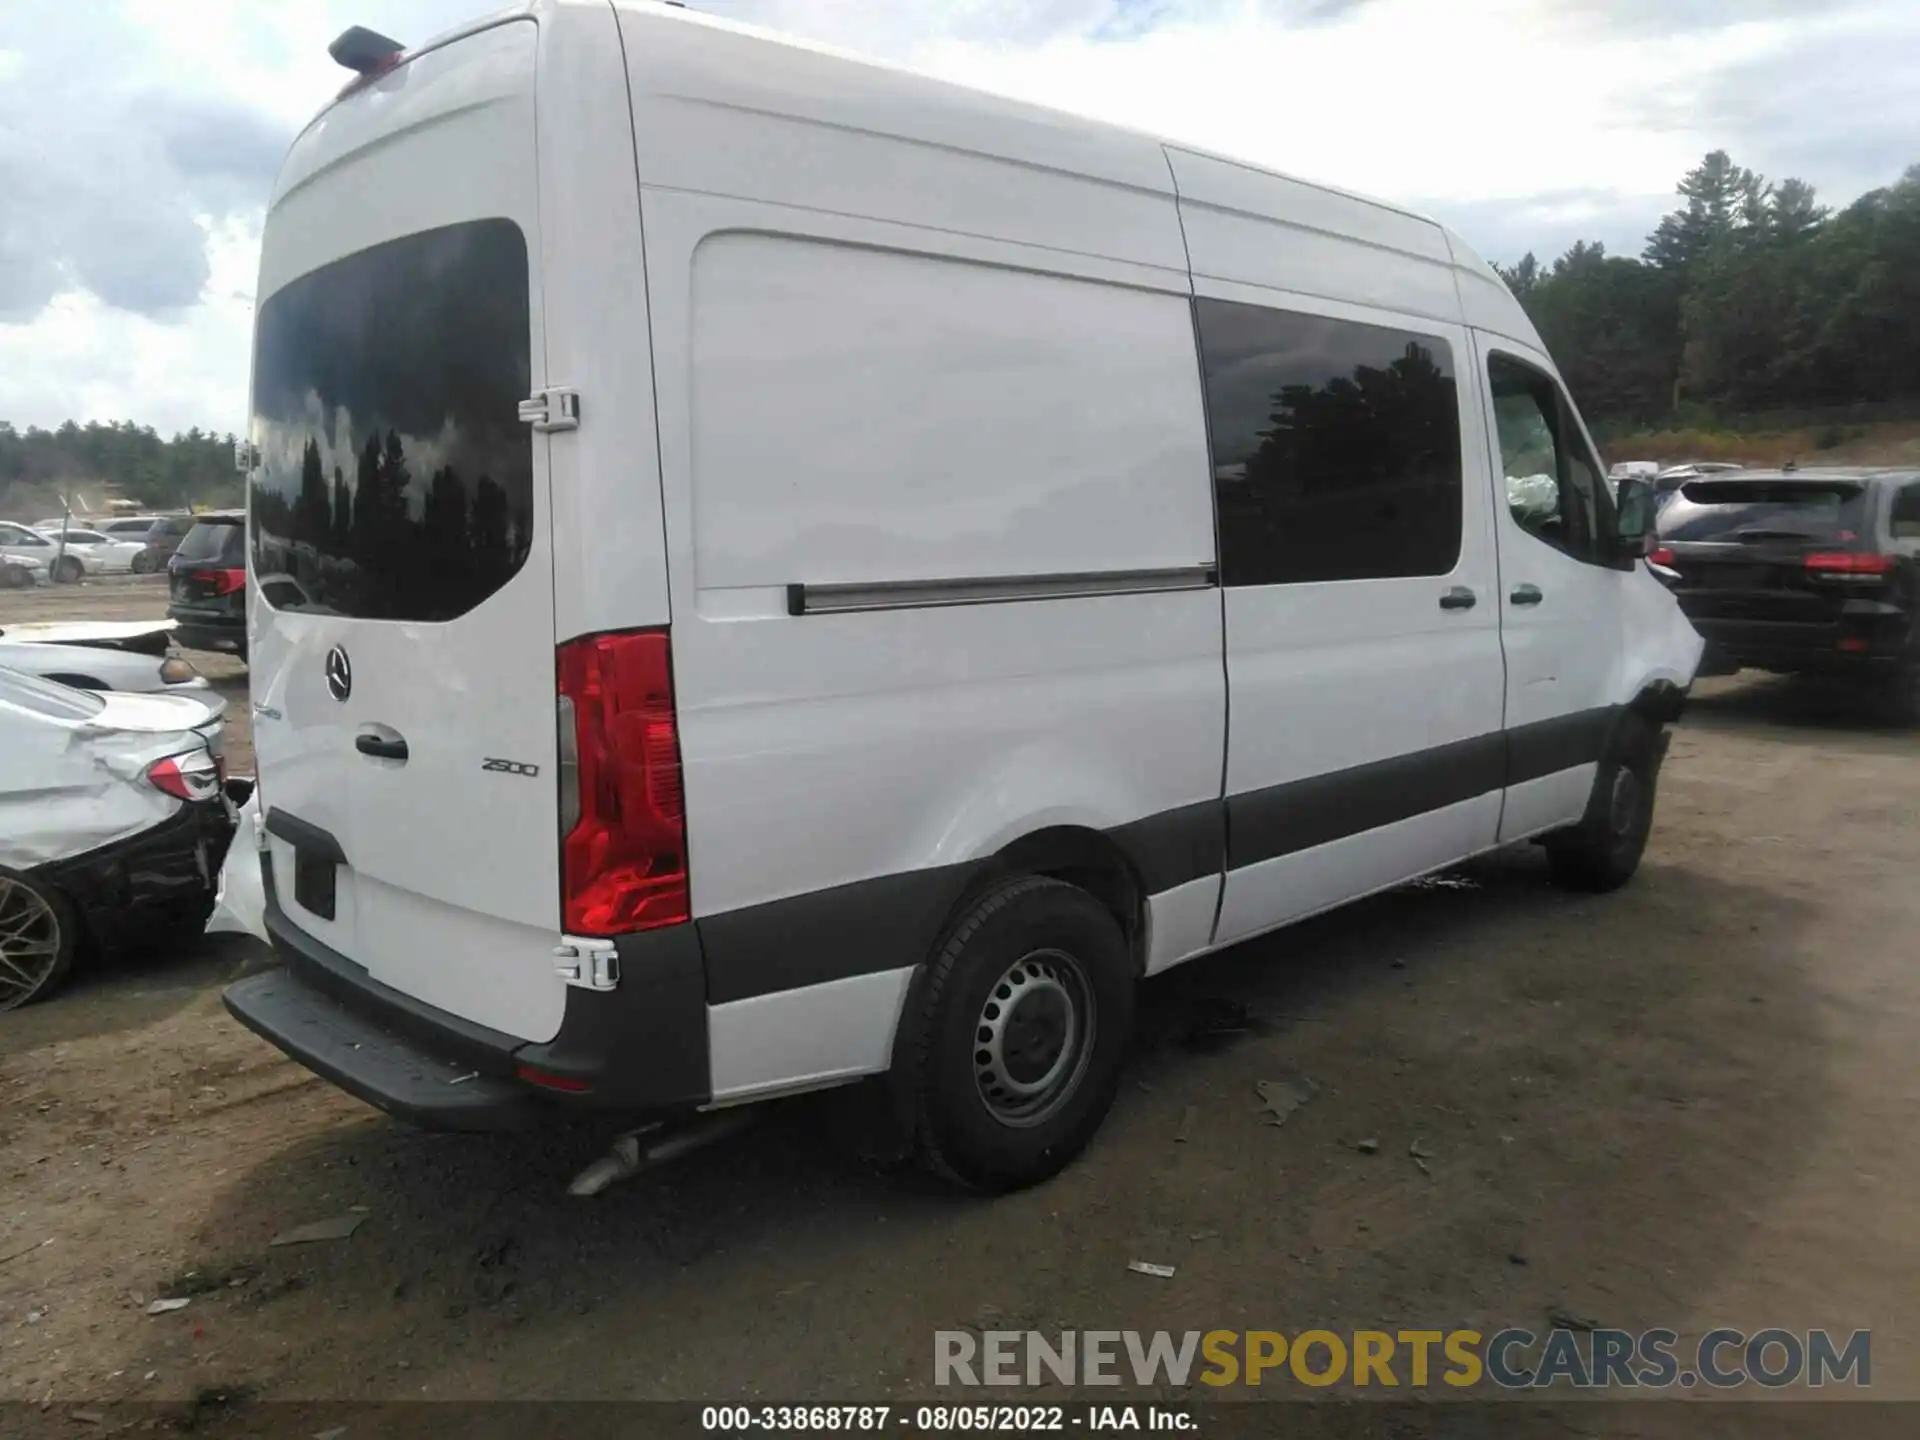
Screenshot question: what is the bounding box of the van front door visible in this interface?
[1475,335,1629,840]
[1198,294,1507,945]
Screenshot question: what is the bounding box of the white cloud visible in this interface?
[0,0,1915,437]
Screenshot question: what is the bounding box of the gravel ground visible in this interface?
[3,579,1917,1428]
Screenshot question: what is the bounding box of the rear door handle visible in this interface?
[355,732,409,762]
[1438,586,1477,611]
[1510,584,1544,606]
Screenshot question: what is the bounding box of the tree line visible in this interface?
[1498,153,1920,429]
[0,420,241,514]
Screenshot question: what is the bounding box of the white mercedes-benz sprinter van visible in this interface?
[224,0,1703,1192]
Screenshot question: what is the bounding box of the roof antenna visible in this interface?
[329,26,405,77]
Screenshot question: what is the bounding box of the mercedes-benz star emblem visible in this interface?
[324,645,352,703]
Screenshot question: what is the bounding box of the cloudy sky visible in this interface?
[1,0,1915,437]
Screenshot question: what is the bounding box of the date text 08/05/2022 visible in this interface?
[702,1407,1193,1432]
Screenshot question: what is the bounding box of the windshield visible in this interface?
[1656,480,1872,544]
[248,218,534,623]
[0,667,108,721]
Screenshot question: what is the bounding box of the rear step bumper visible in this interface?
[225,968,542,1131]
[223,850,712,1128]
[1689,614,1909,674]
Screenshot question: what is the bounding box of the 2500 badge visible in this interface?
[481,757,540,778]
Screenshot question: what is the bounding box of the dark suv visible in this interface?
[141,513,197,570]
[1651,468,1920,719]
[166,512,249,661]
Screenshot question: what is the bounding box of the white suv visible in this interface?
[224,2,1703,1192]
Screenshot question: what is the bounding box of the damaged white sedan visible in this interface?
[0,667,238,1010]
[0,619,209,696]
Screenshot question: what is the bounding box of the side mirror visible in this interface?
[1612,474,1655,560]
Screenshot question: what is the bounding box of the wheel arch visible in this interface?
[880,824,1147,1131]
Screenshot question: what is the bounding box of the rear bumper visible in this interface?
[1686,613,1910,676]
[224,854,711,1130]
[166,605,246,653]
[225,968,545,1131]
[32,798,236,953]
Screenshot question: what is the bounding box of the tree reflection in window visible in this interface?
[247,219,533,622]
[1196,299,1462,586]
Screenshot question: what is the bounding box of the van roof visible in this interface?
[287,1,1528,340]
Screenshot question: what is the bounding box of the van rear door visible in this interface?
[247,19,566,1043]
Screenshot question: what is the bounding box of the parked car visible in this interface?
[0,521,78,582]
[70,515,172,571]
[140,514,198,571]
[32,525,149,575]
[166,512,249,659]
[1650,468,1920,719]
[97,515,168,542]
[223,7,1702,1191]
[1,554,48,589]
[0,618,211,695]
[0,667,238,1009]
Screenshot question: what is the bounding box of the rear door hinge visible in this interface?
[554,935,619,991]
[519,386,581,433]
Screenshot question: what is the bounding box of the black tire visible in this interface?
[0,867,78,1011]
[0,564,28,589]
[1545,712,1663,893]
[907,875,1135,1193]
[51,555,84,584]
[131,550,156,574]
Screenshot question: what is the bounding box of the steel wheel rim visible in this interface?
[973,947,1096,1129]
[0,877,61,1010]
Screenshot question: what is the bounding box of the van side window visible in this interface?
[1487,354,1611,564]
[1194,298,1462,586]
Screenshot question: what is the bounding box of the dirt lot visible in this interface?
[3,580,1918,1423]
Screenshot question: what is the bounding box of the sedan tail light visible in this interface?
[147,749,222,802]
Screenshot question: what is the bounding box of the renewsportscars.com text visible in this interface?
[934,1327,1870,1391]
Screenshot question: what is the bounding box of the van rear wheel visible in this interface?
[1545,712,1662,893]
[908,875,1134,1193]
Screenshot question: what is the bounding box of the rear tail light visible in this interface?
[148,749,222,802]
[1804,552,1894,575]
[1647,546,1676,567]
[1838,636,1871,652]
[555,629,689,936]
[189,567,247,596]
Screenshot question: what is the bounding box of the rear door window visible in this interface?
[248,218,533,622]
[1657,480,1871,545]
[176,522,246,565]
